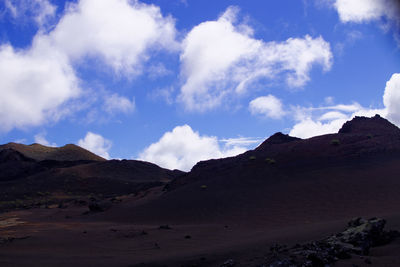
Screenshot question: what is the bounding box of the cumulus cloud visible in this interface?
[0,43,80,132]
[103,94,135,114]
[139,125,253,171]
[77,132,112,159]
[290,116,349,138]
[5,0,56,27]
[331,0,400,45]
[383,73,400,125]
[50,0,178,75]
[179,6,332,111]
[0,0,179,132]
[333,0,399,23]
[249,95,285,119]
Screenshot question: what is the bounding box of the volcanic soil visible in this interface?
[1,115,400,266]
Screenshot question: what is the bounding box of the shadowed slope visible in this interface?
[105,115,400,226]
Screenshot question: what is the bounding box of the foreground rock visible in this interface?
[265,217,399,267]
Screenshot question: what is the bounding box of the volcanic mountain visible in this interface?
[1,115,400,267]
[102,115,400,226]
[0,142,106,161]
[0,143,184,205]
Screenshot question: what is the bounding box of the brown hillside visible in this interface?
[0,143,105,161]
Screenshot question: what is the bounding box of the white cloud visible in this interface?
[324,96,334,105]
[179,6,332,111]
[289,117,348,138]
[219,137,263,147]
[77,132,112,159]
[318,111,348,121]
[139,125,251,171]
[289,73,400,139]
[34,132,57,147]
[149,86,175,105]
[103,93,135,114]
[333,0,397,23]
[332,0,400,45]
[0,0,179,132]
[0,43,80,132]
[147,63,172,79]
[383,73,400,125]
[50,0,178,75]
[249,95,285,119]
[5,1,17,18]
[5,0,56,27]
[289,101,388,139]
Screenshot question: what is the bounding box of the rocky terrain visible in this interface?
[1,115,400,266]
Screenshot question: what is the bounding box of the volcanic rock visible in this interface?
[338,114,400,135]
[265,218,400,266]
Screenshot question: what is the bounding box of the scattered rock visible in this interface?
[265,217,399,267]
[184,235,191,239]
[159,225,172,230]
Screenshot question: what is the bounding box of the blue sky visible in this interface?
[0,0,399,171]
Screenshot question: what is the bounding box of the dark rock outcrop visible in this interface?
[265,218,399,267]
[256,132,301,150]
[339,114,400,135]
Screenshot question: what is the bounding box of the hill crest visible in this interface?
[0,142,105,162]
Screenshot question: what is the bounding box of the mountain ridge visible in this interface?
[0,142,106,162]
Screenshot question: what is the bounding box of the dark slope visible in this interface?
[0,141,185,208]
[0,143,106,161]
[105,115,400,226]
[0,159,183,204]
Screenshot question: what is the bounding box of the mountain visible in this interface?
[107,115,400,226]
[0,143,184,204]
[0,143,106,161]
[1,115,400,267]
[339,114,400,135]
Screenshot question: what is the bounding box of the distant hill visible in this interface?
[0,143,106,162]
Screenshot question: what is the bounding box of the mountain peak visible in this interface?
[256,132,301,151]
[338,115,400,135]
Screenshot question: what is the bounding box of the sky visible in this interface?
[0,0,400,171]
